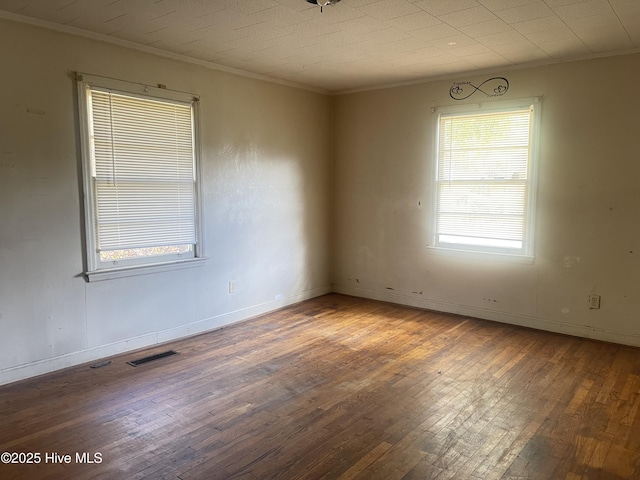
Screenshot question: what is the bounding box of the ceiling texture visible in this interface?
[0,0,639,93]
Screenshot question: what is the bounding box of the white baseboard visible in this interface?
[333,285,640,348]
[155,286,331,343]
[0,285,331,387]
[4,282,637,387]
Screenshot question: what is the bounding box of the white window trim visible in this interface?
[428,97,541,262]
[84,257,208,282]
[77,73,206,282]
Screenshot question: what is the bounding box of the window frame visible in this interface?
[77,73,206,282]
[429,97,541,261]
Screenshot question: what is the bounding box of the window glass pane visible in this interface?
[435,106,534,254]
[99,245,193,262]
[438,235,522,250]
[88,88,197,262]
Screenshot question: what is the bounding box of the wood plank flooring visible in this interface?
[1,294,640,479]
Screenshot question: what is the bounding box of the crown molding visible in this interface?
[0,10,329,96]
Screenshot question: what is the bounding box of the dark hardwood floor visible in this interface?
[1,294,639,479]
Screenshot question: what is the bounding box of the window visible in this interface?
[433,100,539,257]
[77,74,204,281]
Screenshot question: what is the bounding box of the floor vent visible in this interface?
[127,350,178,367]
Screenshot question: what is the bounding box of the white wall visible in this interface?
[333,53,640,347]
[0,19,332,385]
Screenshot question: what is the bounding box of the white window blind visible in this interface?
[88,88,196,259]
[435,106,534,255]
[78,73,204,280]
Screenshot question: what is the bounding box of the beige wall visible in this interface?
[0,19,332,384]
[333,53,640,346]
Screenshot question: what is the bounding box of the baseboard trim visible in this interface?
[333,285,640,348]
[0,285,331,386]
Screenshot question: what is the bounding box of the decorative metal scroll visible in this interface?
[449,77,509,100]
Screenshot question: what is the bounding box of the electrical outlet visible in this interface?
[588,294,600,309]
[229,280,237,294]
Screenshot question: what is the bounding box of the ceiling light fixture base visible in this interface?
[306,0,342,13]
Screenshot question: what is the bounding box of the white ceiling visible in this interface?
[1,0,639,93]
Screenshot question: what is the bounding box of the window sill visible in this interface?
[426,246,534,264]
[85,256,208,282]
